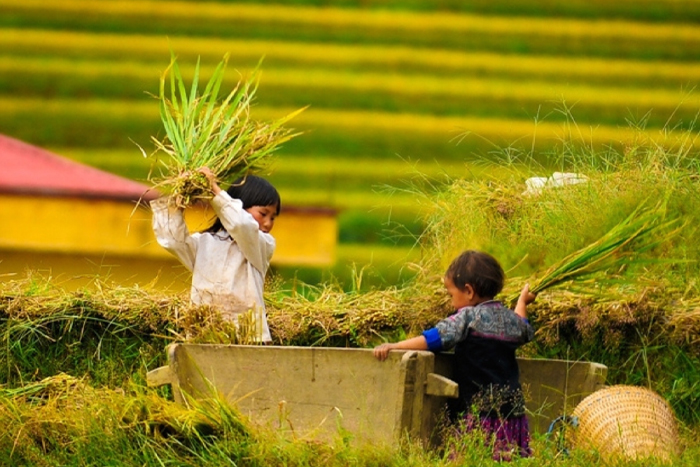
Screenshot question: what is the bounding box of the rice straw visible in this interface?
[145,52,305,207]
[507,199,682,305]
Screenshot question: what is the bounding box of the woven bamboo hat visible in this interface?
[570,385,681,463]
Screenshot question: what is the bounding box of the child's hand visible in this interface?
[197,167,221,195]
[514,283,537,319]
[373,343,394,361]
[519,283,537,305]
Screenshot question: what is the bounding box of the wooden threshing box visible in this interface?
[148,344,607,445]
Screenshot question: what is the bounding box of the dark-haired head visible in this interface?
[445,250,504,299]
[204,175,280,233]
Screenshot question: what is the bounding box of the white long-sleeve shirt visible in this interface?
[151,191,274,342]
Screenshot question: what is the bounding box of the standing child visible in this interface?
[151,167,279,343]
[374,250,536,461]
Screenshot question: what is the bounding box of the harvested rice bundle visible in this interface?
[145,52,305,207]
[507,200,681,305]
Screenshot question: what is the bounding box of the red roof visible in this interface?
[0,134,157,202]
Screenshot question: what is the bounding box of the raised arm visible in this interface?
[515,283,537,320]
[198,167,275,273]
[210,192,275,273]
[151,197,197,271]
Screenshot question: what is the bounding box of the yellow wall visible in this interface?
[183,202,339,267]
[0,249,194,291]
[0,194,337,289]
[0,195,160,256]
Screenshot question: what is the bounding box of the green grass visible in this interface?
[275,242,421,289]
[1,373,696,466]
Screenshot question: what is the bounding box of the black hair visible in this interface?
[445,250,505,299]
[204,174,280,233]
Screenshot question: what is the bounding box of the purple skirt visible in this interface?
[455,413,532,461]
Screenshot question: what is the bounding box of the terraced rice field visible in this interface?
[1,0,699,285]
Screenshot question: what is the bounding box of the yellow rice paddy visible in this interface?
[1,96,690,148]
[2,29,699,87]
[6,0,700,43]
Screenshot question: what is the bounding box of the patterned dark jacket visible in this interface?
[422,300,534,418]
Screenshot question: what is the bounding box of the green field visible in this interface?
[2,3,700,463]
[1,0,699,287]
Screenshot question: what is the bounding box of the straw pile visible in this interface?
[265,279,450,346]
[2,270,699,350]
[0,372,250,457]
[0,274,177,333]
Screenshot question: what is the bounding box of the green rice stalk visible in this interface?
[147,52,305,207]
[507,199,682,306]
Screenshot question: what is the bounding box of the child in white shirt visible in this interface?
[151,167,279,342]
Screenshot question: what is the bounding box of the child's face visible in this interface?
[444,276,480,310]
[246,204,278,233]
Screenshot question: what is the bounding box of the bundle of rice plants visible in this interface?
[506,199,682,306]
[144,52,305,207]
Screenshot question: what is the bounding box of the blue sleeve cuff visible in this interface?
[422,328,443,352]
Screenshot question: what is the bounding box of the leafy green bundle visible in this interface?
[507,200,681,305]
[146,53,305,207]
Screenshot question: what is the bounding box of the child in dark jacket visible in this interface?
[374,250,536,461]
